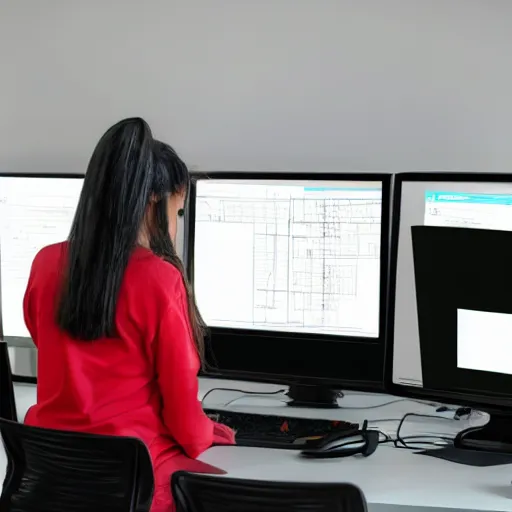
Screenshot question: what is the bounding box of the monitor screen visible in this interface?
[391,176,512,389]
[193,179,383,338]
[0,176,84,339]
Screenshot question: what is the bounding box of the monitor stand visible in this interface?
[286,384,342,409]
[455,413,512,453]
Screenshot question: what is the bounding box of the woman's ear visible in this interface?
[149,193,159,204]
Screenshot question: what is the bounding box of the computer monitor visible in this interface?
[186,172,391,407]
[0,172,188,382]
[0,174,84,343]
[388,173,512,451]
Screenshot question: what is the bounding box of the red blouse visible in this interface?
[23,242,234,511]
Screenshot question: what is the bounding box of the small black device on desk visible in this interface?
[300,420,379,458]
[205,408,359,450]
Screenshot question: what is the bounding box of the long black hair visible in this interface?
[57,118,205,359]
[148,140,206,359]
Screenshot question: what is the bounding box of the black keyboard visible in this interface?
[205,408,359,450]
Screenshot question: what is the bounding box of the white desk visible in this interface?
[2,378,509,512]
[201,445,512,512]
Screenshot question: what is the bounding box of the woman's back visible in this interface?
[24,241,207,459]
[24,243,179,446]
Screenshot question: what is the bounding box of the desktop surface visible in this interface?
[200,444,512,512]
[197,380,511,512]
[6,378,504,512]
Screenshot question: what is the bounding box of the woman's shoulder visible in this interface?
[32,241,68,268]
[125,249,188,314]
[128,247,184,292]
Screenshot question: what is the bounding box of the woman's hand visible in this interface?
[213,421,236,445]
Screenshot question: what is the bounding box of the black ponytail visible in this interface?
[57,118,154,340]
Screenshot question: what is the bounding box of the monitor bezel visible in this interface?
[385,171,512,411]
[0,172,84,383]
[186,171,391,391]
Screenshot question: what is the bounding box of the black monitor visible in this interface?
[0,172,194,383]
[387,172,512,453]
[186,172,391,407]
[0,174,84,379]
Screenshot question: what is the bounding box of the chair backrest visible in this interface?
[0,342,17,421]
[171,471,368,512]
[0,418,154,512]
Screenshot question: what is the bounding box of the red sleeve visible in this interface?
[213,421,236,445]
[23,260,38,347]
[155,276,216,459]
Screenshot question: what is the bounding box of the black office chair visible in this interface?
[0,418,154,512]
[171,471,368,512]
[0,341,18,421]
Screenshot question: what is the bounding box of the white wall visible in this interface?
[1,0,512,174]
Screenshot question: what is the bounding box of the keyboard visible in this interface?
[205,408,359,450]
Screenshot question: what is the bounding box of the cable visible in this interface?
[201,387,287,407]
[223,393,289,408]
[394,435,453,450]
[370,428,392,444]
[394,412,455,450]
[339,397,440,410]
[368,418,403,423]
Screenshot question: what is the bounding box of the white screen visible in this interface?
[457,309,512,376]
[392,180,512,387]
[194,179,382,337]
[0,177,84,338]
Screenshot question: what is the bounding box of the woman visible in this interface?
[23,118,235,511]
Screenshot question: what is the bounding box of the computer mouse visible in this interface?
[300,429,379,459]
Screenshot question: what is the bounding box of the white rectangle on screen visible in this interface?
[457,309,512,376]
[0,177,84,338]
[193,179,382,338]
